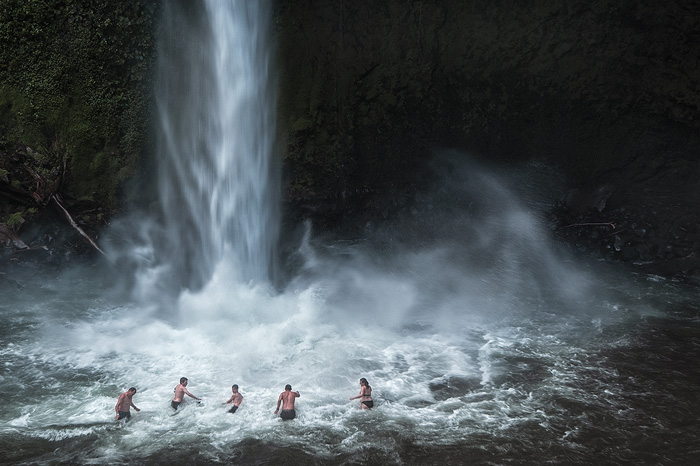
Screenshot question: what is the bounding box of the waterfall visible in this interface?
[153,0,278,292]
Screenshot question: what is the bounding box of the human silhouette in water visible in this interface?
[224,384,243,413]
[349,378,373,409]
[115,387,140,420]
[275,384,300,420]
[172,377,200,410]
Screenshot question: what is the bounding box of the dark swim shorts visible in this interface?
[228,405,239,414]
[171,400,181,410]
[280,409,296,420]
[361,400,374,409]
[117,411,131,420]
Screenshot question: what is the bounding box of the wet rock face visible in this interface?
[0,206,98,274]
[550,183,700,281]
[275,1,700,199]
[275,0,700,278]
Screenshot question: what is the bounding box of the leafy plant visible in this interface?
[5,211,25,229]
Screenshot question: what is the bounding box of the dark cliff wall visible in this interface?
[274,0,700,220]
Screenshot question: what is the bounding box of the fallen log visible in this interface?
[51,194,106,256]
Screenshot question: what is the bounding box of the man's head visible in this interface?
[180,377,188,385]
[285,384,292,391]
[232,384,238,391]
[128,387,137,394]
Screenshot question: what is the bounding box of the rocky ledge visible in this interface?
[551,181,700,286]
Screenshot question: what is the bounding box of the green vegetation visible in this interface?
[5,211,25,230]
[0,0,158,208]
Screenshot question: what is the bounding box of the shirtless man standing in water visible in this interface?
[172,377,201,410]
[274,384,300,420]
[224,384,243,413]
[115,387,140,420]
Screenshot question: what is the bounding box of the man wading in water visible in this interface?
[224,384,243,413]
[274,384,300,420]
[115,387,140,421]
[172,377,201,410]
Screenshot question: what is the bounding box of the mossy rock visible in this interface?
[292,118,314,132]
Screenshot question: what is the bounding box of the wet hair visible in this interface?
[129,387,137,393]
[180,377,188,384]
[285,384,292,391]
[360,378,370,388]
[232,384,238,389]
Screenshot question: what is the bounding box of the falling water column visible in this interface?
[154,0,279,293]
